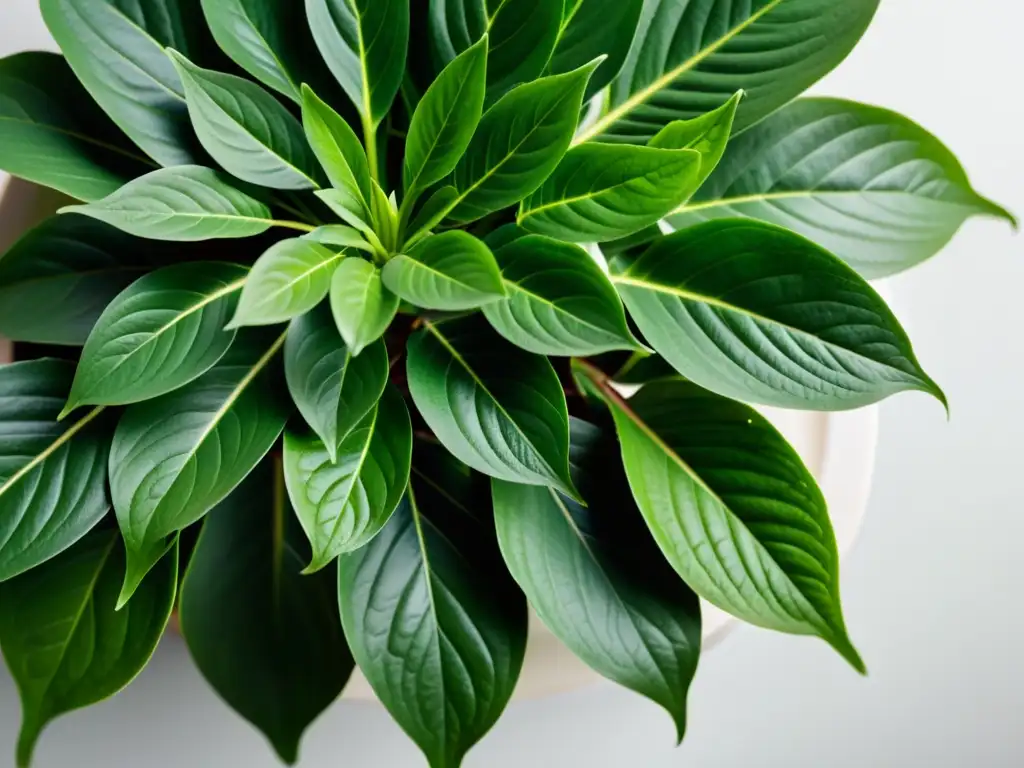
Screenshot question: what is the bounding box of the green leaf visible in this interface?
[576,369,864,670]
[315,188,377,242]
[611,220,944,410]
[405,185,459,243]
[62,262,248,415]
[371,181,400,252]
[329,258,400,356]
[648,90,742,192]
[0,52,150,201]
[61,166,277,241]
[493,418,701,739]
[168,50,321,190]
[285,304,389,461]
[547,0,645,99]
[404,35,487,196]
[305,0,410,125]
[428,0,561,103]
[382,231,505,311]
[667,97,1018,279]
[0,361,110,583]
[304,225,374,254]
[109,330,290,596]
[406,316,577,497]
[301,85,373,211]
[337,443,527,768]
[577,0,880,144]
[0,529,177,768]
[0,215,165,346]
[518,143,702,242]
[180,458,353,765]
[228,239,345,329]
[40,0,206,166]
[482,234,638,356]
[284,385,412,572]
[449,61,600,223]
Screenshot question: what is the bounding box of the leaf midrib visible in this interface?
[673,188,981,216]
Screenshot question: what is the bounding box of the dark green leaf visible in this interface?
[493,418,701,739]
[648,90,742,191]
[405,185,459,243]
[577,0,880,144]
[63,262,248,414]
[667,97,1018,279]
[180,459,353,765]
[576,369,864,670]
[406,316,577,496]
[169,51,321,190]
[0,52,150,201]
[518,143,702,242]
[40,0,206,165]
[329,258,399,356]
[382,231,505,311]
[0,529,177,768]
[482,234,638,356]
[61,166,277,241]
[612,220,944,410]
[284,385,412,572]
[228,239,345,328]
[338,443,527,768]
[285,305,389,461]
[302,85,373,212]
[0,361,110,583]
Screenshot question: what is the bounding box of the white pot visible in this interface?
[0,173,880,700]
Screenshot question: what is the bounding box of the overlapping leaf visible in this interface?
[329,258,399,356]
[548,0,645,99]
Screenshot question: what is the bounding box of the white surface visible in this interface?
[1,0,1023,766]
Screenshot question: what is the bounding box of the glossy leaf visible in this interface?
[548,0,645,99]
[180,459,353,765]
[169,51,321,190]
[482,235,638,356]
[0,529,177,768]
[40,0,205,166]
[229,239,345,328]
[518,143,702,242]
[405,185,459,243]
[284,385,412,572]
[648,90,742,192]
[0,215,163,346]
[304,225,374,253]
[285,303,389,461]
[305,0,410,124]
[404,35,487,196]
[63,262,248,414]
[406,316,577,496]
[0,361,110,583]
[337,443,527,768]
[613,220,944,410]
[449,62,599,223]
[301,85,373,211]
[578,370,864,670]
[494,418,701,738]
[109,330,290,596]
[577,0,881,144]
[0,52,150,201]
[61,166,276,241]
[668,97,1018,278]
[382,231,505,311]
[329,258,399,356]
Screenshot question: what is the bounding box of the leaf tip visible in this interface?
[56,402,77,422]
[830,634,868,676]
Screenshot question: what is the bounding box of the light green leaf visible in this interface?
[648,90,742,192]
[180,459,353,764]
[61,166,277,241]
[371,181,399,252]
[668,97,1018,279]
[228,239,345,328]
[577,0,880,144]
[611,219,945,411]
[284,385,411,572]
[382,231,505,311]
[482,234,638,356]
[301,85,373,211]
[168,50,320,190]
[518,143,702,242]
[315,188,378,244]
[0,529,177,768]
[285,303,389,461]
[406,316,577,497]
[329,258,399,356]
[304,225,374,254]
[494,418,701,739]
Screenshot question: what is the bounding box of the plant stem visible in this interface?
[363,114,379,183]
[273,220,316,233]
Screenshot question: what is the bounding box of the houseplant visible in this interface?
[0,0,1014,766]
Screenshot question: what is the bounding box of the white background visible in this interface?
[1,1,1022,766]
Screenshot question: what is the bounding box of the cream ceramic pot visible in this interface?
[0,173,880,700]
